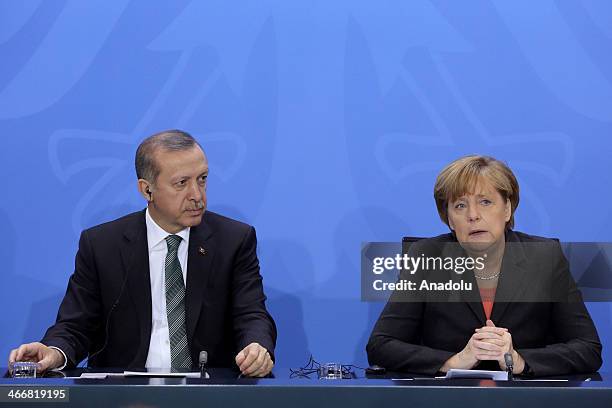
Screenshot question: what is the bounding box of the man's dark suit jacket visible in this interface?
[367,230,602,377]
[42,210,277,369]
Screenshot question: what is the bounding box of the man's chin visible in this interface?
[183,210,205,226]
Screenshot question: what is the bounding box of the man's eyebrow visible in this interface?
[172,170,208,180]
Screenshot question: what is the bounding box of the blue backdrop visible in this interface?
[1,0,611,370]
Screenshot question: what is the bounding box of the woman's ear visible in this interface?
[448,215,455,231]
[504,198,511,223]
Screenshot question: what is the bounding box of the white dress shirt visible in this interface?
[144,208,190,368]
[48,209,191,370]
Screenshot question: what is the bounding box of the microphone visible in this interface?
[83,271,130,368]
[199,351,208,378]
[504,352,514,380]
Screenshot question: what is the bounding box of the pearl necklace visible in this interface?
[474,271,500,280]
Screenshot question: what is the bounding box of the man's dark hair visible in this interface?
[135,129,202,183]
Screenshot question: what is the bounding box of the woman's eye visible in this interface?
[481,199,492,205]
[455,203,466,209]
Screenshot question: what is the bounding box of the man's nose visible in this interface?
[188,180,204,202]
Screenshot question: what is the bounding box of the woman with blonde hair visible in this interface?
[367,155,601,376]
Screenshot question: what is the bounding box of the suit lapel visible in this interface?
[463,273,486,324]
[443,241,486,324]
[120,210,152,364]
[185,216,214,341]
[490,231,529,324]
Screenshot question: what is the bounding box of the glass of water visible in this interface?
[319,363,343,380]
[9,362,38,378]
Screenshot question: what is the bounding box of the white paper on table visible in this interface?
[444,369,509,381]
[79,373,125,379]
[123,371,203,378]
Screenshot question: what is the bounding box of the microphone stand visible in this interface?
[504,352,514,381]
[199,351,208,379]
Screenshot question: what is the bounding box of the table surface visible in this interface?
[1,367,611,408]
[2,366,609,382]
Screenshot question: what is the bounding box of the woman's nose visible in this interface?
[467,206,481,222]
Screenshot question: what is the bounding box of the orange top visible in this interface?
[479,287,497,320]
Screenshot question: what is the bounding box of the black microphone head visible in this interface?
[504,352,513,367]
[199,351,208,366]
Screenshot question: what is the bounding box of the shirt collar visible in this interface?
[145,208,190,251]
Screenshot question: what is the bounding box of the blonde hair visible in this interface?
[434,155,519,230]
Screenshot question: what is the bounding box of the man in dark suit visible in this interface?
[9,130,276,377]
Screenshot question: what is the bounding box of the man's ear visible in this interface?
[138,179,153,202]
